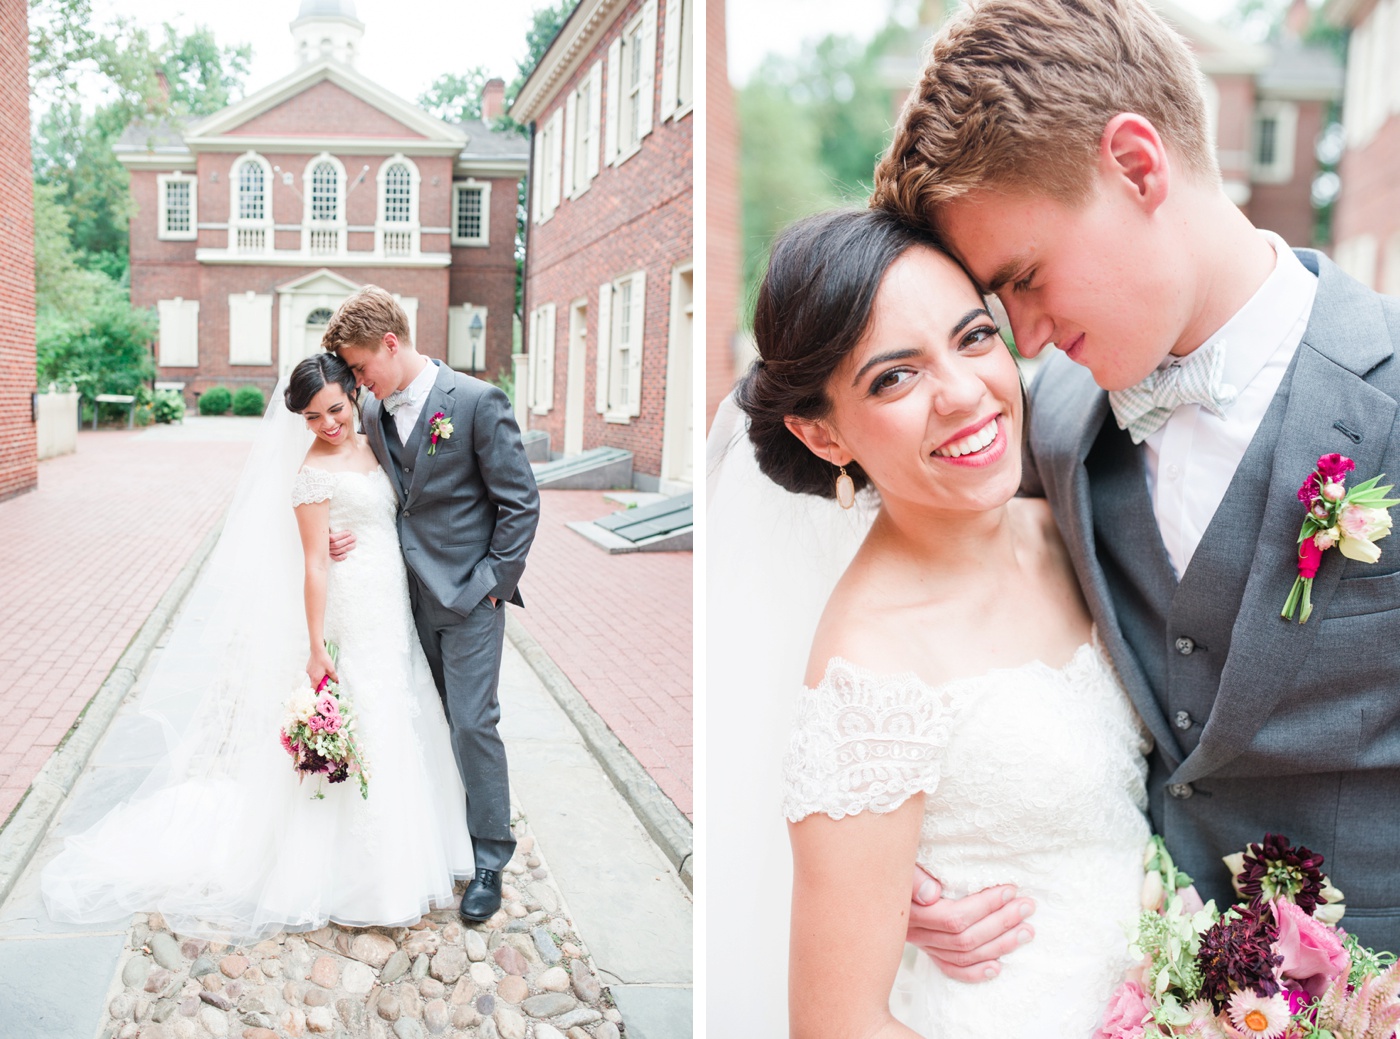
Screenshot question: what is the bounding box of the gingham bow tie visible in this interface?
[382,388,418,416]
[1108,340,1238,445]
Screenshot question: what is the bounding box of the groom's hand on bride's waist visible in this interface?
[906,865,1036,983]
[328,530,356,562]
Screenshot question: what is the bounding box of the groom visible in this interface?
[322,285,540,922]
[875,0,1400,976]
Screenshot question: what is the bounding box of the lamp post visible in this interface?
[468,312,484,372]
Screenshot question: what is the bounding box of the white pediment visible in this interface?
[275,268,363,295]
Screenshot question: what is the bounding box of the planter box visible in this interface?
[37,391,80,460]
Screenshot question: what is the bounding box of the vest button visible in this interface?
[1175,710,1192,730]
[1175,637,1195,655]
[1168,783,1194,799]
[403,510,410,518]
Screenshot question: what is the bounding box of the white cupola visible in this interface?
[291,0,365,68]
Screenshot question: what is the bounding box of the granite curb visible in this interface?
[505,612,695,891]
[0,522,222,908]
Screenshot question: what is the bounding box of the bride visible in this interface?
[42,354,473,940]
[714,208,1152,1037]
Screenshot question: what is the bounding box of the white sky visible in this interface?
[728,0,1252,85]
[89,0,545,107]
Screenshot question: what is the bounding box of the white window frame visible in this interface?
[607,0,656,167]
[302,152,347,257]
[448,303,489,371]
[157,172,197,241]
[157,297,200,368]
[452,180,491,246]
[1251,101,1298,184]
[567,62,603,200]
[228,152,273,255]
[375,154,421,258]
[228,291,274,366]
[660,0,693,122]
[532,112,564,224]
[528,302,557,414]
[595,270,645,422]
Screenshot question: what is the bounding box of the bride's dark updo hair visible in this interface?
[736,208,942,498]
[284,352,359,414]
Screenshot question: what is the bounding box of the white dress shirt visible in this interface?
[1143,231,1318,578]
[391,359,440,443]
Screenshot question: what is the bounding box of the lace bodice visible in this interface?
[783,638,1153,1037]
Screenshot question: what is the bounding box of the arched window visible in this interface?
[302,154,345,256]
[229,152,272,255]
[376,155,420,258]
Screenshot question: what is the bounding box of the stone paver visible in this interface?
[0,420,256,823]
[514,490,692,818]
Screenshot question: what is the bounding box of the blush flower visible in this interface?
[1095,980,1151,1039]
[1272,898,1348,998]
[1336,503,1393,563]
[1226,990,1290,1038]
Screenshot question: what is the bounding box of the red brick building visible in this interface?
[511,0,694,491]
[1329,0,1400,292]
[705,0,740,433]
[0,0,37,501]
[115,0,525,403]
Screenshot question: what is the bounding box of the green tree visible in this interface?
[418,68,492,124]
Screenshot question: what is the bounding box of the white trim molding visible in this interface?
[451,179,491,246]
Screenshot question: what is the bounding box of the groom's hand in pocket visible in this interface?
[328,529,357,562]
[906,865,1036,982]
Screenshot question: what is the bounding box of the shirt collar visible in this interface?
[402,357,438,403]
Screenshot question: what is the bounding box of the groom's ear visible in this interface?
[1101,112,1169,215]
[784,416,850,467]
[381,332,400,354]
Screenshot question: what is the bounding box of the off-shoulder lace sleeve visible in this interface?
[782,659,958,822]
[291,467,335,507]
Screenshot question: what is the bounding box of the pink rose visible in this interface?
[1298,536,1323,579]
[322,714,342,734]
[308,715,324,733]
[1272,898,1349,998]
[316,693,339,718]
[1096,980,1151,1039]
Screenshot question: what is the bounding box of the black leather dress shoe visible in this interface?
[459,867,503,922]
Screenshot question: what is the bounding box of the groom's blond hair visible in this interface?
[322,285,412,353]
[870,0,1218,222]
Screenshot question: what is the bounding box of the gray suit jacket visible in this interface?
[1025,250,1400,950]
[365,360,540,614]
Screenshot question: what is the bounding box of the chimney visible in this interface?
[1283,0,1310,40]
[482,78,506,122]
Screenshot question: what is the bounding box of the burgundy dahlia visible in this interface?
[297,749,330,775]
[328,762,350,784]
[1237,833,1328,913]
[1197,906,1283,1011]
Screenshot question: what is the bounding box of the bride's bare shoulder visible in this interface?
[802,564,904,688]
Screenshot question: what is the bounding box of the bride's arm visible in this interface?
[789,796,926,1039]
[295,500,339,687]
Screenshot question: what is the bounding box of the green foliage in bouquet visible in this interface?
[231,384,265,416]
[198,386,231,415]
[152,390,185,424]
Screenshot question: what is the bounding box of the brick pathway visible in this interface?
[514,490,693,819]
[0,421,255,824]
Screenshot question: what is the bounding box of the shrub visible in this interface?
[232,385,266,416]
[153,390,185,424]
[199,386,232,415]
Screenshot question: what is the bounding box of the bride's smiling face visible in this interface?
[798,246,1023,513]
[300,383,356,447]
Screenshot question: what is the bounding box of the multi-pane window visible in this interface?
[607,3,654,166]
[305,156,343,256]
[311,162,338,222]
[1256,118,1277,167]
[676,0,693,109]
[158,174,196,241]
[624,21,643,152]
[1251,101,1297,184]
[613,278,633,409]
[383,163,411,223]
[238,162,265,221]
[457,187,481,240]
[573,80,592,189]
[230,155,270,254]
[452,181,490,246]
[596,270,645,420]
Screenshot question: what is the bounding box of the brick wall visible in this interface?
[1334,114,1400,289]
[1245,100,1330,251]
[449,172,524,385]
[705,0,739,431]
[0,0,37,500]
[227,80,430,139]
[523,0,694,481]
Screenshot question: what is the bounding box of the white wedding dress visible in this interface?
[42,450,473,940]
[784,638,1153,1038]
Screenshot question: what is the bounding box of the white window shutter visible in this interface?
[531,131,544,223]
[158,298,199,368]
[528,308,539,409]
[543,303,557,411]
[548,109,564,212]
[563,92,577,200]
[605,38,621,166]
[638,0,657,141]
[660,0,680,121]
[626,272,645,416]
[595,282,612,413]
[228,292,272,365]
[587,61,603,180]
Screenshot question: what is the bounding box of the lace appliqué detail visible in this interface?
[291,467,336,507]
[783,658,961,823]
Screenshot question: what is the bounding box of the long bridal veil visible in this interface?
[41,377,329,940]
[705,393,875,1036]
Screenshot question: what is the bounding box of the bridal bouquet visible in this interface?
[1099,835,1399,1039]
[279,642,370,799]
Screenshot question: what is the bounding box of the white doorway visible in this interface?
[661,263,693,490]
[564,299,588,456]
[305,307,333,362]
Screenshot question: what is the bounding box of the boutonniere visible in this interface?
[427,411,453,455]
[1281,453,1400,622]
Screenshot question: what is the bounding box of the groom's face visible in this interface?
[937,185,1191,392]
[338,340,399,399]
